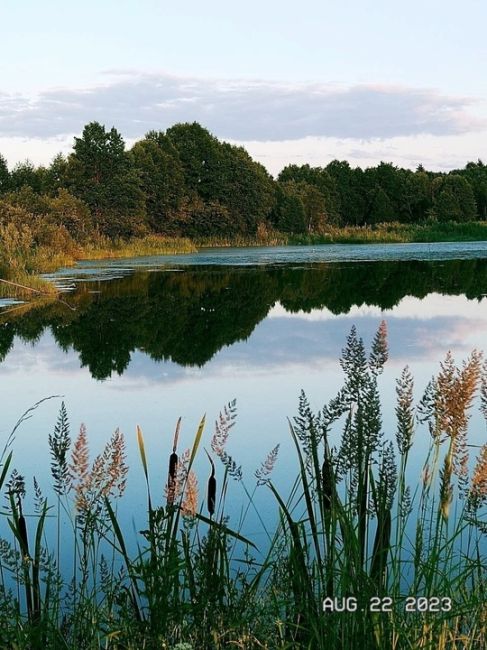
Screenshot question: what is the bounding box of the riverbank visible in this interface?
[195,220,487,247]
[2,221,487,297]
[0,234,196,296]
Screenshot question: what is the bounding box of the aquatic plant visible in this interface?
[0,324,485,648]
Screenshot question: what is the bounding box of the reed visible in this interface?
[0,327,485,648]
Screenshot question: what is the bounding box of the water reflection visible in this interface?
[1,258,487,379]
[1,253,487,552]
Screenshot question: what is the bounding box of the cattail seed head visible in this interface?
[207,474,216,516]
[18,514,29,559]
[322,454,333,511]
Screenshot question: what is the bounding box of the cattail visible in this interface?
[18,510,29,559]
[17,497,33,621]
[321,447,334,511]
[167,418,181,505]
[205,449,216,517]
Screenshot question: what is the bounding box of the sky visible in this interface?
[1,0,486,175]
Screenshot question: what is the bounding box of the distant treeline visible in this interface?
[1,121,487,245]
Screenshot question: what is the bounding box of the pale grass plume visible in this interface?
[210,399,242,481]
[470,443,487,504]
[369,319,388,375]
[69,423,90,512]
[69,425,128,514]
[255,444,280,486]
[181,470,199,518]
[435,350,482,484]
[395,366,415,455]
[481,359,487,421]
[211,399,236,457]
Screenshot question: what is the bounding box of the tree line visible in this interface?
[1,120,487,243]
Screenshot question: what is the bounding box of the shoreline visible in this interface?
[2,221,487,298]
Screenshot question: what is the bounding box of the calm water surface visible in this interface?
[1,242,486,549]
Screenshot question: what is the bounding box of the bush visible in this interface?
[0,221,34,276]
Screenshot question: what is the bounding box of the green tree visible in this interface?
[293,181,328,232]
[360,164,400,224]
[47,189,93,240]
[272,181,307,233]
[217,143,275,232]
[456,160,487,220]
[166,122,222,202]
[10,160,43,193]
[166,123,275,234]
[0,154,9,194]
[398,167,432,222]
[369,187,395,223]
[43,154,69,196]
[431,174,477,222]
[130,134,185,233]
[325,160,364,225]
[278,164,340,224]
[66,122,146,237]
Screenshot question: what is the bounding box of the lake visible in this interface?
[1,241,487,551]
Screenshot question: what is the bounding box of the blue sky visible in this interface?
[1,0,486,174]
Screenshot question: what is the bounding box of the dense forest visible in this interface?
[1,121,487,250]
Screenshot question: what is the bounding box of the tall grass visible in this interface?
[0,324,486,648]
[288,220,487,245]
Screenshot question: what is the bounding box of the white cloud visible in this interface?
[0,72,484,144]
[268,294,487,322]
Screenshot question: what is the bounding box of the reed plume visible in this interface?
[395,366,415,455]
[433,351,482,519]
[469,443,487,506]
[210,399,242,481]
[436,351,481,478]
[69,425,128,514]
[49,402,71,496]
[69,424,89,512]
[181,470,199,518]
[369,319,388,375]
[481,359,487,421]
[211,399,237,456]
[255,445,280,486]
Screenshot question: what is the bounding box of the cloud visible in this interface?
[0,72,484,142]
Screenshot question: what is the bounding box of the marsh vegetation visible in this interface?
[0,324,485,649]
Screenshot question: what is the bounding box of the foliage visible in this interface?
[0,327,486,648]
[65,122,146,237]
[2,122,487,285]
[130,134,185,233]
